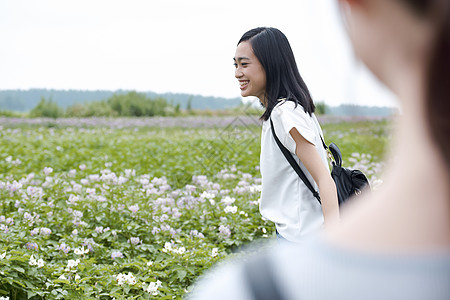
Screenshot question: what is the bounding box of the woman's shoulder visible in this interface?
[273,99,307,114]
[272,99,312,123]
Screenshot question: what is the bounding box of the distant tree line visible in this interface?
[28,92,181,118]
[0,89,242,112]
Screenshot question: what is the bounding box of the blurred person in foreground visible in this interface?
[187,0,450,299]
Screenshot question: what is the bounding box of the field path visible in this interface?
[0,115,386,128]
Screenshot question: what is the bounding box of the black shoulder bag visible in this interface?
[269,118,370,206]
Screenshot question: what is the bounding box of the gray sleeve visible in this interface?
[187,261,254,300]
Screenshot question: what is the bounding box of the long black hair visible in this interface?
[238,27,315,121]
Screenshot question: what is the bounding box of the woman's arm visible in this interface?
[289,127,340,225]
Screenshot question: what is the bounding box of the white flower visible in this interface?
[224,205,238,214]
[177,247,186,255]
[125,272,136,285]
[29,255,37,266]
[43,167,53,175]
[147,261,153,267]
[139,178,149,185]
[211,248,218,257]
[74,274,81,281]
[145,280,162,295]
[162,242,172,253]
[116,273,126,285]
[37,259,44,268]
[118,176,128,184]
[74,246,89,255]
[0,252,6,259]
[221,196,236,205]
[239,211,248,217]
[0,296,10,300]
[79,164,86,170]
[65,259,80,272]
[124,169,135,177]
[248,184,262,193]
[115,272,136,285]
[200,191,215,199]
[58,274,67,280]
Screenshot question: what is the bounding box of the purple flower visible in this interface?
[43,167,53,175]
[128,204,139,214]
[189,230,205,239]
[185,185,196,193]
[219,225,231,238]
[59,243,71,254]
[83,238,96,252]
[129,237,141,245]
[7,181,22,193]
[0,224,8,234]
[40,227,52,235]
[26,242,39,251]
[111,250,124,260]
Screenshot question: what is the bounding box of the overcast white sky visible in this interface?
[0,0,397,107]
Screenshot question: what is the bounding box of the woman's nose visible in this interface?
[235,67,243,78]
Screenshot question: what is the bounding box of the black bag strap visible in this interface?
[243,254,285,300]
[270,117,321,204]
[320,135,328,151]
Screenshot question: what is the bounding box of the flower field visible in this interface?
[0,117,390,299]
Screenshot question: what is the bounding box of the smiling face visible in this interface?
[234,41,267,103]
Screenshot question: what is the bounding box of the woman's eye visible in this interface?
[233,63,238,68]
[241,63,248,67]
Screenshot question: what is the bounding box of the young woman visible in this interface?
[189,0,450,298]
[234,27,339,243]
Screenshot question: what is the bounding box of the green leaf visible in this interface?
[27,290,37,298]
[12,266,25,273]
[177,270,187,281]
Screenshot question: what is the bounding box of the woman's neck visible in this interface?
[325,83,450,254]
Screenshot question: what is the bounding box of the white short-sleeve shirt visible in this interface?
[259,99,328,242]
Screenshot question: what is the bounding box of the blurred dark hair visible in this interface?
[403,0,450,169]
[237,27,315,121]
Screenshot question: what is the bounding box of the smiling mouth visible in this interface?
[239,80,249,89]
